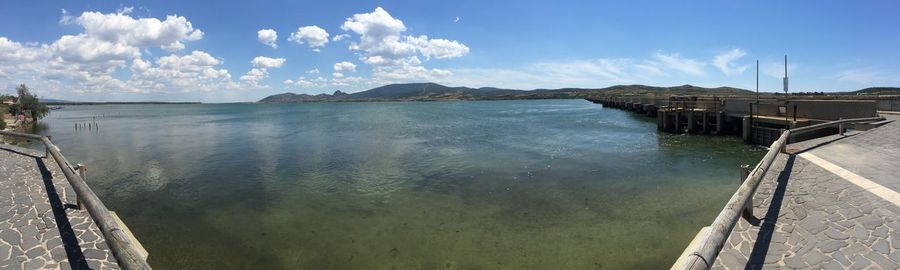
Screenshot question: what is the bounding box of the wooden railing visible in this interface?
[0,131,151,270]
[672,116,885,270]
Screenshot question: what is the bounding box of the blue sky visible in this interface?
[1,0,898,102]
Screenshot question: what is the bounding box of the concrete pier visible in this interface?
[586,96,881,145]
[711,116,900,269]
[0,144,120,269]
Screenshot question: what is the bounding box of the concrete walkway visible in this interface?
[0,144,118,269]
[713,117,900,269]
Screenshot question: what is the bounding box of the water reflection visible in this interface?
[36,100,763,269]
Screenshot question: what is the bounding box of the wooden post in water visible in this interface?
[702,111,708,133]
[687,111,695,133]
[742,116,751,143]
[715,112,723,135]
[740,164,752,220]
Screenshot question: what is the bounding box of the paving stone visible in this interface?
[851,225,870,240]
[782,254,808,268]
[859,215,885,230]
[711,123,900,269]
[0,145,119,269]
[872,239,891,255]
[821,260,843,270]
[800,218,828,234]
[22,257,45,270]
[0,230,20,245]
[824,228,850,240]
[818,239,850,253]
[833,251,851,267]
[804,249,830,266]
[864,251,900,269]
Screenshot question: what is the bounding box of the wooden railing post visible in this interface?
[839,117,844,136]
[45,135,52,158]
[75,163,86,210]
[740,164,752,220]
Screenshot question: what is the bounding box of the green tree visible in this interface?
[11,84,49,121]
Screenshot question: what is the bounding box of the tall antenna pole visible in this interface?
[783,55,788,94]
[756,60,759,101]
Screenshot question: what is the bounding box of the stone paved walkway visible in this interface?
[0,144,118,269]
[713,118,900,269]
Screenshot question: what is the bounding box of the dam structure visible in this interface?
[588,95,899,269]
[586,96,886,145]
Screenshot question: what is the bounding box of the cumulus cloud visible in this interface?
[306,68,320,74]
[339,7,468,84]
[250,56,286,69]
[0,9,237,95]
[288,25,329,50]
[240,56,286,87]
[70,9,203,51]
[333,61,356,72]
[712,48,748,76]
[130,50,234,92]
[405,35,469,60]
[257,29,278,48]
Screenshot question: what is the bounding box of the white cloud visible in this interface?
[257,29,278,48]
[71,10,204,51]
[129,50,234,93]
[652,51,706,76]
[340,7,469,84]
[305,68,320,74]
[250,56,286,69]
[454,17,460,23]
[50,34,140,63]
[332,72,344,78]
[239,56,286,87]
[0,9,236,96]
[333,61,357,72]
[288,25,329,49]
[405,35,469,60]
[836,68,887,85]
[712,48,748,76]
[332,34,350,42]
[240,68,268,83]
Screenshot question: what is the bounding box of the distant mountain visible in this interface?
[39,98,74,103]
[258,83,756,103]
[852,87,900,95]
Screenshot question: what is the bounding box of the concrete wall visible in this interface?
[724,99,876,120]
[876,99,900,111]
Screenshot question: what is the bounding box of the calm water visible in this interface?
[33,99,762,269]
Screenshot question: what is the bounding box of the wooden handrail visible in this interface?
[0,131,151,270]
[673,116,885,270]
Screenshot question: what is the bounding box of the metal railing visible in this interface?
[0,131,151,270]
[673,116,885,270]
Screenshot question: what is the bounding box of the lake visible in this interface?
[33,99,763,269]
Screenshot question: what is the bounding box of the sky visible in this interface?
[1,0,898,102]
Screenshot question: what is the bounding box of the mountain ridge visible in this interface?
[258,83,756,103]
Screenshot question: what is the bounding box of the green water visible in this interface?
[35,99,763,269]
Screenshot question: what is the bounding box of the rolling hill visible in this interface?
[258,83,756,103]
